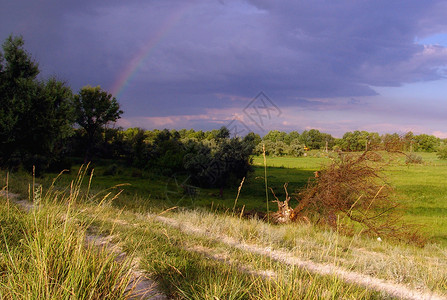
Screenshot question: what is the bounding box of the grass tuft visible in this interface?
[0,166,134,299]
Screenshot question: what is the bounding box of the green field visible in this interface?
[23,151,447,245]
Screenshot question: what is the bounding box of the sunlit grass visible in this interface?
[0,169,134,300]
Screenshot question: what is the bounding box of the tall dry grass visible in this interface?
[0,166,134,299]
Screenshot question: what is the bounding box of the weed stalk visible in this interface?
[263,144,269,223]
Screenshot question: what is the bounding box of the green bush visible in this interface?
[436,145,447,160]
[288,143,305,157]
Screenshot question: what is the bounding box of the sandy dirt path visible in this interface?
[154,215,446,300]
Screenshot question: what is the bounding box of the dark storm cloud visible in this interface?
[246,1,447,84]
[2,0,447,121]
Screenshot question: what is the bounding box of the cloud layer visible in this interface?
[2,1,447,136]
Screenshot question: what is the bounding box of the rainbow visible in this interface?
[110,4,193,98]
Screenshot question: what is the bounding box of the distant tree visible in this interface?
[413,134,439,152]
[321,132,336,151]
[99,127,126,159]
[215,126,230,140]
[299,129,327,149]
[273,141,287,156]
[194,130,206,141]
[184,135,254,191]
[436,144,447,160]
[340,131,380,151]
[178,128,188,139]
[255,140,275,155]
[150,128,185,174]
[0,35,74,171]
[123,128,149,168]
[242,132,261,152]
[263,130,287,143]
[285,131,300,145]
[288,141,305,157]
[73,85,123,162]
[403,131,415,152]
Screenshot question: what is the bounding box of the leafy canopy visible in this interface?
[0,35,74,170]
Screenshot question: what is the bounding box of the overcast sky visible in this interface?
[2,0,447,137]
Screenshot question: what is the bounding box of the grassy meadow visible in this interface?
[2,151,447,299]
[39,151,446,244]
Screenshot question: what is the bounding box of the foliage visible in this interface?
[183,127,255,188]
[381,133,404,152]
[255,139,305,157]
[299,129,334,150]
[335,131,440,153]
[263,130,287,143]
[273,141,287,156]
[339,131,380,151]
[413,134,440,152]
[150,128,185,174]
[73,85,123,161]
[255,140,275,155]
[0,35,74,171]
[436,145,447,160]
[122,127,149,168]
[288,141,305,157]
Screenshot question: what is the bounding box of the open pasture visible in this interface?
[36,151,447,245]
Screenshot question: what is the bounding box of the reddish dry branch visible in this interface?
[269,183,294,224]
[272,151,425,246]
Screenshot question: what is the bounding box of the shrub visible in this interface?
[436,145,447,160]
[405,153,423,164]
[288,143,305,157]
[184,137,253,188]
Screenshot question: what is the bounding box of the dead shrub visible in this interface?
[405,153,423,164]
[271,151,426,246]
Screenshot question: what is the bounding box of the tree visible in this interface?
[255,140,275,155]
[285,131,300,145]
[73,85,123,162]
[401,131,414,152]
[0,35,74,171]
[288,141,305,157]
[263,130,286,143]
[243,132,262,151]
[299,129,327,149]
[273,141,287,156]
[150,128,185,174]
[437,145,447,160]
[340,131,379,151]
[183,132,254,191]
[413,134,439,152]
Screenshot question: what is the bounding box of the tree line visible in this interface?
[0,35,122,172]
[257,129,443,156]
